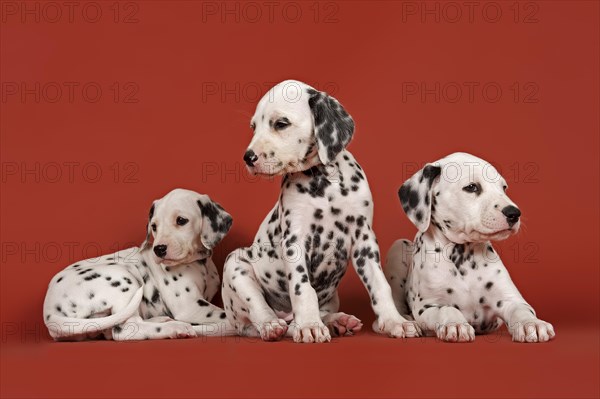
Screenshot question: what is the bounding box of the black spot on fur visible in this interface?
[422,165,441,185]
[151,288,160,303]
[415,210,423,222]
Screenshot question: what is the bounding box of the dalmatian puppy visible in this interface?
[385,152,555,343]
[222,80,421,343]
[43,188,235,341]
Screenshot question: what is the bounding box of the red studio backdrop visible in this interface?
[1,1,598,398]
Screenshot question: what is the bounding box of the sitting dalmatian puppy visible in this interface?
[43,188,235,341]
[385,152,555,343]
[222,80,420,343]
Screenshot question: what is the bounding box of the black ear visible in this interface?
[307,88,355,164]
[141,202,156,249]
[398,164,441,232]
[197,196,233,250]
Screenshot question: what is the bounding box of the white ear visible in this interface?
[398,164,442,232]
[196,195,233,250]
[307,88,355,164]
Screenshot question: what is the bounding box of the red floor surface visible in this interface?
[2,322,598,398]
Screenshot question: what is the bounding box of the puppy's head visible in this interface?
[243,80,355,175]
[399,152,521,243]
[141,189,233,266]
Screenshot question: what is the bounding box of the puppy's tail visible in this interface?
[45,286,143,340]
[384,239,413,318]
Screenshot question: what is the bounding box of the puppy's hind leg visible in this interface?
[111,313,196,341]
[319,292,363,337]
[174,298,238,337]
[106,290,195,341]
[385,239,413,318]
[222,250,288,341]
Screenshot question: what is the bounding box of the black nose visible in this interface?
[501,205,521,226]
[243,149,258,167]
[153,245,167,258]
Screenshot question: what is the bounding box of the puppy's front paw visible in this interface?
[511,319,555,343]
[376,317,421,338]
[257,319,288,341]
[436,322,475,342]
[291,320,331,343]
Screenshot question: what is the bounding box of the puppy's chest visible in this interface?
[410,241,506,315]
[253,154,374,308]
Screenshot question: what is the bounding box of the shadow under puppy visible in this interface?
[43,188,235,341]
[385,152,555,343]
[222,80,420,343]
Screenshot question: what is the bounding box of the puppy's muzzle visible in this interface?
[153,244,167,258]
[243,149,258,167]
[501,205,521,227]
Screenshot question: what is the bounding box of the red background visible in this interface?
[1,1,598,398]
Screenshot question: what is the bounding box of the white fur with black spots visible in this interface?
[222,80,420,343]
[43,189,236,341]
[386,153,555,343]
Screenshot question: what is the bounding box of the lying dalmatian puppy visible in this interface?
[222,80,420,343]
[43,188,235,341]
[385,152,555,343]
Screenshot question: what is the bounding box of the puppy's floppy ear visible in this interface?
[307,88,355,164]
[197,195,233,250]
[141,201,156,250]
[398,164,442,232]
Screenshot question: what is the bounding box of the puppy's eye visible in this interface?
[462,183,480,193]
[273,119,290,130]
[176,217,189,226]
[151,223,157,232]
